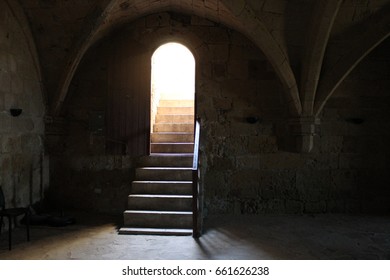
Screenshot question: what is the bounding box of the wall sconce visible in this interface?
[10,108,22,117]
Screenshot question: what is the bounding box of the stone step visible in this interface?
[158,107,194,115]
[151,132,194,143]
[153,123,194,133]
[150,153,193,157]
[150,143,194,153]
[118,227,192,236]
[136,167,193,181]
[132,181,192,195]
[128,194,192,211]
[138,155,193,167]
[159,100,194,107]
[123,210,192,228]
[156,114,194,123]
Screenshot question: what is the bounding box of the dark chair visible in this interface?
[0,186,30,250]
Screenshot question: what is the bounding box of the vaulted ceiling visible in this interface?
[15,0,390,118]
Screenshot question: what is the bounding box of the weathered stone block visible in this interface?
[265,199,286,213]
[228,59,248,80]
[230,169,260,189]
[248,135,279,154]
[220,79,256,98]
[230,121,259,137]
[212,96,232,111]
[339,154,365,169]
[260,152,305,169]
[4,91,16,110]
[212,62,226,79]
[191,16,214,26]
[326,199,345,212]
[21,134,42,153]
[341,136,361,153]
[0,92,4,112]
[296,169,331,202]
[321,108,340,120]
[240,199,261,214]
[210,44,229,61]
[10,73,23,95]
[209,156,234,171]
[207,27,229,44]
[345,199,361,213]
[259,123,275,136]
[0,51,8,70]
[146,13,170,27]
[200,62,212,77]
[330,169,358,197]
[2,135,22,153]
[229,44,243,58]
[259,170,296,198]
[205,196,231,214]
[261,189,275,199]
[248,60,275,80]
[320,121,348,136]
[235,155,260,169]
[231,185,258,199]
[223,0,246,16]
[259,136,278,153]
[285,200,304,213]
[0,156,12,185]
[230,32,247,46]
[0,71,11,93]
[320,136,343,154]
[122,156,135,169]
[225,136,249,156]
[304,201,327,213]
[304,154,339,170]
[204,171,228,194]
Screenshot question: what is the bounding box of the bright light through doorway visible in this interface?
[151,42,195,100]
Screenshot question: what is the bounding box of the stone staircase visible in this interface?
[119,100,195,235]
[150,100,194,154]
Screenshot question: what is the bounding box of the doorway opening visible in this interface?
[150,42,195,154]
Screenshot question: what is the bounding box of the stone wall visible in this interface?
[0,1,47,210]
[204,38,390,215]
[52,12,390,215]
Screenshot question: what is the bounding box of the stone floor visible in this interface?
[0,212,389,260]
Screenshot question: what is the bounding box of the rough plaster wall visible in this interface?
[51,13,390,215]
[0,1,46,209]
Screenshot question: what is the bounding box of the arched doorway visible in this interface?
[150,43,196,154]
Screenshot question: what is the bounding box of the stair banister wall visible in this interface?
[192,118,201,238]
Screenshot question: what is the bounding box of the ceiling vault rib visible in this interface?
[51,1,118,116]
[314,4,390,116]
[300,0,343,116]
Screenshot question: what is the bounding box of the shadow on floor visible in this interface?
[1,212,390,260]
